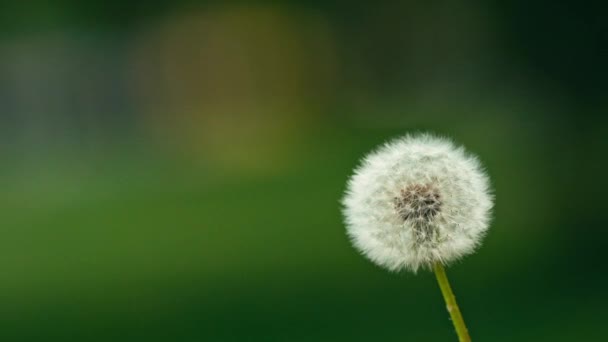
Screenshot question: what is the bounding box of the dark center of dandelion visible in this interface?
[394,183,442,245]
[394,183,442,223]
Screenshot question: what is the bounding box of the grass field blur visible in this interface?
[2,119,607,341]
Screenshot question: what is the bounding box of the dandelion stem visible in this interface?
[433,262,471,342]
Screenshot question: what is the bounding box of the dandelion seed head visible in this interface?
[342,133,493,272]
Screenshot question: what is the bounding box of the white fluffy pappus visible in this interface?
[342,133,493,272]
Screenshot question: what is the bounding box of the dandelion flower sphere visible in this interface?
[342,133,493,272]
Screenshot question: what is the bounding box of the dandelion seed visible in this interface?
[342,133,493,272]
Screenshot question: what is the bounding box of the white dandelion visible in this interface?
[342,133,493,341]
[342,133,492,272]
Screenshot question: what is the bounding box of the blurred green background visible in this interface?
[1,1,607,341]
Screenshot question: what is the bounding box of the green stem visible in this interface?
[433,262,471,342]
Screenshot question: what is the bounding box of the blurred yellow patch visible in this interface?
[129,5,337,174]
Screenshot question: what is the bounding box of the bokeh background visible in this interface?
[1,1,607,341]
